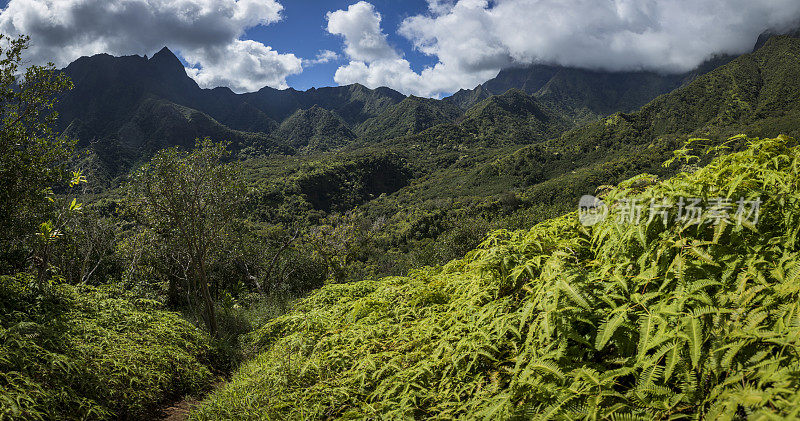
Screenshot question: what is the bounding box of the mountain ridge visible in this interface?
[445,55,737,124]
[53,31,785,179]
[55,47,409,175]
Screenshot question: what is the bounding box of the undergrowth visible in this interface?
[191,135,800,420]
[0,275,214,420]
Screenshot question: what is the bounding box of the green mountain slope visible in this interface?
[238,83,406,127]
[475,35,800,208]
[57,48,277,136]
[273,106,356,152]
[52,29,795,183]
[190,135,800,419]
[294,84,407,127]
[227,36,800,284]
[54,48,406,176]
[372,89,572,153]
[64,97,285,177]
[460,89,573,143]
[447,29,800,124]
[534,68,691,123]
[225,36,800,286]
[357,96,464,141]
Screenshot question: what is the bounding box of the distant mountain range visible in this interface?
[53,28,799,180]
[445,27,800,123]
[445,55,736,124]
[56,47,406,175]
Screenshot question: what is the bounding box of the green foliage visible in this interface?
[191,136,800,419]
[31,171,89,286]
[48,202,121,285]
[127,138,245,335]
[0,273,213,420]
[293,153,412,214]
[0,34,74,271]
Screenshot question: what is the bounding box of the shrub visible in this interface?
[0,274,214,420]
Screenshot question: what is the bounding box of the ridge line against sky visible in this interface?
[1,0,799,98]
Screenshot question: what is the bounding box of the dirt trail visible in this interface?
[154,379,226,421]
[158,398,200,421]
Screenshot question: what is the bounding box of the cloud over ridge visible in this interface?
[327,0,800,97]
[0,0,302,92]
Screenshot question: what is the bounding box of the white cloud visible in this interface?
[327,1,490,97]
[0,0,302,92]
[184,40,302,92]
[328,0,800,97]
[4,0,799,97]
[404,0,800,75]
[426,0,457,15]
[326,2,398,62]
[303,49,340,66]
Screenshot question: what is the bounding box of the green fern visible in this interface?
[192,136,800,420]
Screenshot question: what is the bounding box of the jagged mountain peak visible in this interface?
[146,46,194,84]
[151,46,178,60]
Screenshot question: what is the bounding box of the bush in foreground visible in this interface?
[192,135,800,420]
[0,275,214,420]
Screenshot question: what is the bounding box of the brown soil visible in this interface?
[158,398,200,421]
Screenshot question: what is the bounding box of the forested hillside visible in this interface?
[56,48,407,178]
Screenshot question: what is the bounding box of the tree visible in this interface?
[0,35,74,271]
[129,138,244,335]
[307,211,384,283]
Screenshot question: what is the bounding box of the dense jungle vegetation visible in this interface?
[194,134,800,420]
[1,31,800,420]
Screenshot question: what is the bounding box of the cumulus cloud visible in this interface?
[184,40,302,92]
[403,0,800,74]
[328,0,800,97]
[303,49,341,66]
[326,1,491,97]
[327,2,398,62]
[0,0,302,92]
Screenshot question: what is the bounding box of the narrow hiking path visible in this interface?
[158,399,198,421]
[153,380,226,421]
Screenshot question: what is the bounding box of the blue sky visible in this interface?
[245,0,435,91]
